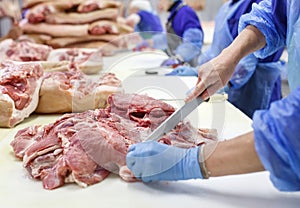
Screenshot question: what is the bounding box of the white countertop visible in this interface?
[0,51,299,208]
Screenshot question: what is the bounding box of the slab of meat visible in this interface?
[77,0,122,13]
[25,1,76,24]
[0,61,43,127]
[0,39,52,62]
[46,48,103,74]
[11,93,217,189]
[45,8,119,24]
[23,0,85,9]
[20,21,89,37]
[46,34,123,48]
[35,65,122,113]
[65,41,119,55]
[89,20,134,35]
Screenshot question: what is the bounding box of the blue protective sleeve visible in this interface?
[253,87,300,191]
[175,28,203,61]
[230,54,258,89]
[238,0,286,59]
[152,33,168,50]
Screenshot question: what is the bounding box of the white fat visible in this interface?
[23,145,61,167]
[11,78,42,126]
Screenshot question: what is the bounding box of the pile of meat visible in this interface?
[0,61,122,127]
[0,39,104,74]
[11,93,217,190]
[20,0,133,49]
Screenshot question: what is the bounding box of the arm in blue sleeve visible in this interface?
[253,87,300,191]
[175,28,203,62]
[229,54,258,89]
[152,33,168,50]
[238,0,286,59]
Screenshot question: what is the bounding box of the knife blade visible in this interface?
[145,96,207,141]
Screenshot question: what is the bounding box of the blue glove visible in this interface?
[160,56,184,68]
[133,40,149,51]
[165,66,198,76]
[126,141,203,182]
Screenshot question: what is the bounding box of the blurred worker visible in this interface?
[166,0,284,118]
[126,0,300,192]
[125,0,163,39]
[136,0,204,67]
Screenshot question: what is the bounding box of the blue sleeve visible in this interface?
[238,0,287,59]
[172,6,202,37]
[253,87,300,191]
[175,28,203,61]
[138,11,163,33]
[152,33,168,50]
[230,54,258,89]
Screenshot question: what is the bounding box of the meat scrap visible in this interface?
[11,94,217,189]
[0,61,44,127]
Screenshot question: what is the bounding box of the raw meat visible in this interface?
[45,8,119,24]
[46,48,103,74]
[0,61,44,127]
[77,0,122,13]
[11,94,217,189]
[0,39,52,62]
[35,65,122,113]
[20,21,90,37]
[46,34,122,48]
[89,20,134,35]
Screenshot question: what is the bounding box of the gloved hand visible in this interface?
[165,66,198,76]
[160,56,184,68]
[126,141,203,182]
[133,40,150,52]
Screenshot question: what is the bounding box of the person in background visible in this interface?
[126,0,300,192]
[136,0,204,67]
[166,0,284,118]
[125,0,163,40]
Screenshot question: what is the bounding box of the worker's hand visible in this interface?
[160,56,185,68]
[185,55,236,101]
[165,66,198,76]
[126,141,203,182]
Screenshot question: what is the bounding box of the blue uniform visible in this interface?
[154,0,203,66]
[240,0,300,191]
[135,10,163,39]
[197,0,283,118]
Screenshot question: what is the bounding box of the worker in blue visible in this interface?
[126,0,300,192]
[125,0,163,39]
[166,0,284,118]
[135,0,204,67]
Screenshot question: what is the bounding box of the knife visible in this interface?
[145,96,207,141]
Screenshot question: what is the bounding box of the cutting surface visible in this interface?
[0,52,299,208]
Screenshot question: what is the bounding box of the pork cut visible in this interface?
[35,65,122,113]
[46,48,103,74]
[0,39,52,62]
[0,61,44,127]
[11,93,217,189]
[77,0,122,13]
[45,8,119,24]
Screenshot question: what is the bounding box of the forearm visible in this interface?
[204,131,265,177]
[220,26,266,66]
